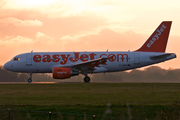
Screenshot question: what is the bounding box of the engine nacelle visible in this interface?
[53,67,79,79]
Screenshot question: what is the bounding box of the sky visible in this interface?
[0,0,180,69]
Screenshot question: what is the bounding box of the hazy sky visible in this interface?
[0,0,180,69]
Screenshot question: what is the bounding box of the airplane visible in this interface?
[4,21,176,83]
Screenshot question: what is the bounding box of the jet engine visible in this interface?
[53,67,79,79]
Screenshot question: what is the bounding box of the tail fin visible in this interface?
[136,21,172,52]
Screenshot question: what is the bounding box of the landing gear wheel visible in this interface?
[28,78,32,83]
[84,77,90,83]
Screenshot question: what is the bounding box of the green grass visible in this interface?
[0,83,180,119]
[0,83,180,105]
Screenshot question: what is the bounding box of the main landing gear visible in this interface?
[84,76,90,83]
[28,72,32,83]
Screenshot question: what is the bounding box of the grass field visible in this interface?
[0,83,180,119]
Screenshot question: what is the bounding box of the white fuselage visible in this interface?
[4,51,176,73]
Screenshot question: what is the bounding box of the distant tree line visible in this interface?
[0,66,28,82]
[92,66,180,83]
[0,66,52,82]
[0,66,180,83]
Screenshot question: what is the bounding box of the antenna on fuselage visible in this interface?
[31,50,33,53]
[106,49,108,52]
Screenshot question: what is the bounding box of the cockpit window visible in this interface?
[11,57,20,61]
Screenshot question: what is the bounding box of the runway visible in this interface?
[0,82,57,84]
[0,81,123,84]
[0,81,179,84]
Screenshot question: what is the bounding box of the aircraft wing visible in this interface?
[71,57,109,71]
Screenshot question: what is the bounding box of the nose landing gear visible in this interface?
[28,78,32,83]
[28,73,32,83]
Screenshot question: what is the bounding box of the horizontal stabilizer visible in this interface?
[150,53,176,60]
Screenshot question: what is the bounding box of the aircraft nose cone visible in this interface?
[4,62,11,71]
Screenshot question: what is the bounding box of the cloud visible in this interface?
[0,35,33,44]
[59,29,145,51]
[38,13,107,38]
[0,9,107,39]
[0,0,7,8]
[0,17,43,27]
[36,32,46,38]
[35,32,56,46]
